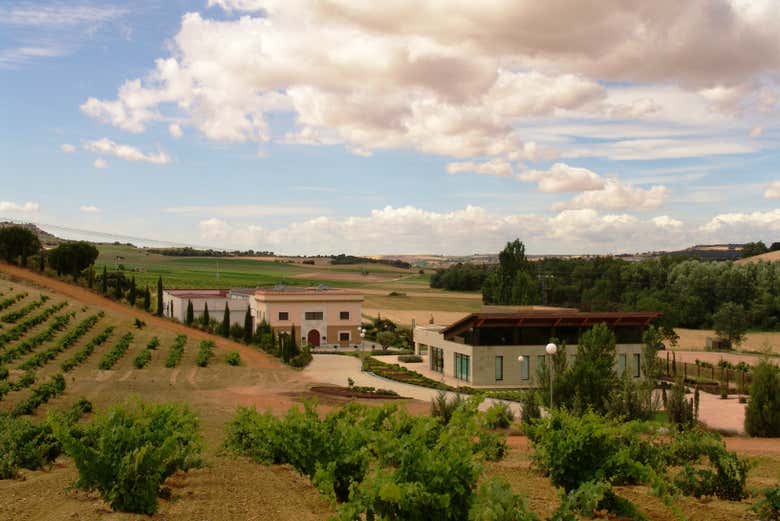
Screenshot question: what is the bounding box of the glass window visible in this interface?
[305,311,324,320]
[495,356,503,381]
[520,356,529,380]
[278,311,289,321]
[455,353,470,382]
[431,347,444,373]
[633,353,641,378]
[339,311,350,320]
[339,332,350,341]
[618,354,627,376]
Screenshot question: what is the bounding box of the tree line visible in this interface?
[430,239,780,333]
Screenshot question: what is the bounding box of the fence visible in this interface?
[660,351,751,393]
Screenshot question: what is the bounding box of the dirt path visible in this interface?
[0,263,282,370]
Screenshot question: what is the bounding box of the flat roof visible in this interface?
[442,311,661,337]
[165,289,229,298]
[254,285,362,296]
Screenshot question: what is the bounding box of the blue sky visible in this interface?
[2,0,780,255]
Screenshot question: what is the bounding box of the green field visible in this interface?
[95,244,480,320]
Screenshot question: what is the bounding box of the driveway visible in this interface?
[303,354,523,417]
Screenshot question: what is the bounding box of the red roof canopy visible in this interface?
[442,311,661,338]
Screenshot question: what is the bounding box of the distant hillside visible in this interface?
[0,221,64,247]
[736,250,780,265]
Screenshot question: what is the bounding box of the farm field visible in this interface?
[675,327,780,354]
[0,264,778,520]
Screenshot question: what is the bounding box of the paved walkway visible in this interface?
[303,354,523,416]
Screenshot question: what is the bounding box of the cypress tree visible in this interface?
[87,267,94,289]
[129,277,137,306]
[289,324,299,359]
[38,251,45,272]
[143,286,151,311]
[243,305,253,343]
[202,302,210,325]
[156,277,163,316]
[221,302,230,337]
[113,273,123,300]
[186,300,194,325]
[101,266,108,294]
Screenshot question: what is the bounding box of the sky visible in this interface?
[2,0,780,255]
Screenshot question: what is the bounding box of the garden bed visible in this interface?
[310,385,406,399]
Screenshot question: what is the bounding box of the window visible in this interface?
[519,356,529,380]
[431,347,444,373]
[339,332,350,342]
[455,353,470,382]
[339,311,350,320]
[305,311,324,320]
[278,311,289,321]
[495,356,503,381]
[633,353,641,378]
[618,354,627,376]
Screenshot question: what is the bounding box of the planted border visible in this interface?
[133,337,159,369]
[98,333,134,370]
[0,292,27,312]
[61,326,114,372]
[0,313,74,365]
[0,369,36,400]
[20,312,104,370]
[0,295,48,323]
[165,335,187,368]
[195,340,215,367]
[0,302,68,351]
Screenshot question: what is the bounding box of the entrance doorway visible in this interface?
[307,329,321,347]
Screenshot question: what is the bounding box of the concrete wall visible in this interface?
[414,326,645,388]
[162,292,248,326]
[256,299,363,349]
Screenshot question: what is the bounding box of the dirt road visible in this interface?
[0,262,283,370]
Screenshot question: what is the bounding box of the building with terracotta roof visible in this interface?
[162,285,364,348]
[413,309,660,388]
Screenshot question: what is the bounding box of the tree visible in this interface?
[37,250,45,272]
[713,302,749,348]
[101,266,108,294]
[641,325,664,381]
[243,306,253,343]
[221,302,230,337]
[46,241,99,279]
[745,358,780,437]
[186,300,194,325]
[0,226,40,266]
[87,267,95,289]
[202,302,210,325]
[482,239,538,305]
[113,273,123,300]
[565,323,618,415]
[741,241,769,259]
[143,286,151,311]
[376,331,396,349]
[129,277,137,306]
[156,277,163,317]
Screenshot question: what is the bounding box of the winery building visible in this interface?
[413,310,660,388]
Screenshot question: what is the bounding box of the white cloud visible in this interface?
[750,126,764,137]
[700,210,780,239]
[93,158,108,169]
[0,201,39,213]
[517,163,605,193]
[554,180,668,211]
[446,159,513,177]
[165,204,326,218]
[83,138,170,165]
[79,205,101,213]
[764,181,780,199]
[0,4,127,26]
[168,123,183,139]
[60,143,76,153]
[0,45,68,67]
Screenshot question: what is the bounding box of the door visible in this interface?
[307,329,321,347]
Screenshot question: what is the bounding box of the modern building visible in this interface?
[413,310,660,388]
[162,285,364,348]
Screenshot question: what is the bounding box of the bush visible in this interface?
[195,340,215,367]
[745,358,780,437]
[289,344,313,368]
[226,351,242,366]
[752,483,780,521]
[484,402,515,429]
[666,378,696,429]
[133,349,152,369]
[53,400,203,514]
[12,374,66,417]
[98,333,134,370]
[468,476,538,521]
[431,391,465,425]
[520,390,541,425]
[165,335,187,368]
[397,354,422,363]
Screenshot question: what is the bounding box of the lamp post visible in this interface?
[545,342,557,409]
[359,328,366,352]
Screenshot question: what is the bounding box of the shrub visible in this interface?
[165,335,187,368]
[468,476,539,521]
[666,378,696,429]
[0,414,59,478]
[12,374,66,417]
[484,402,515,429]
[397,354,422,363]
[226,351,242,366]
[146,336,160,350]
[431,391,465,424]
[195,340,215,367]
[520,390,541,425]
[98,333,134,370]
[745,358,780,437]
[61,326,114,372]
[20,312,103,370]
[289,344,313,368]
[752,483,780,521]
[53,400,203,514]
[133,349,152,369]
